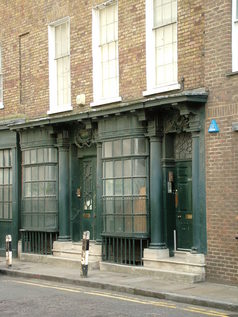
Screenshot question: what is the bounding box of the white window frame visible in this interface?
[143,0,180,96]
[232,0,238,72]
[48,17,72,114]
[0,45,3,109]
[91,1,121,107]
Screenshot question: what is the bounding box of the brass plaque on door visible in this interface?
[83,213,91,219]
[185,214,192,220]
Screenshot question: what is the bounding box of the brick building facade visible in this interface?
[0,0,237,284]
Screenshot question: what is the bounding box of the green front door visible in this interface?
[79,157,96,240]
[175,160,193,250]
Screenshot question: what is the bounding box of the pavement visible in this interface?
[0,257,238,312]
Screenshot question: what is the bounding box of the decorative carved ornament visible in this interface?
[164,112,190,134]
[164,111,200,134]
[74,128,95,148]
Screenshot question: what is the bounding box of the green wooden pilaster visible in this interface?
[191,131,200,253]
[57,132,70,241]
[11,140,20,256]
[149,135,166,249]
[96,142,103,243]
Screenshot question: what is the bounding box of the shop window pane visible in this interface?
[105,199,114,214]
[49,148,57,162]
[24,183,31,197]
[31,182,38,197]
[133,178,146,195]
[4,203,9,218]
[134,216,147,233]
[39,199,45,212]
[50,166,57,180]
[39,166,45,181]
[45,165,57,180]
[106,216,114,232]
[105,179,113,196]
[0,187,3,200]
[4,169,9,184]
[113,140,121,156]
[0,151,3,167]
[9,187,12,202]
[115,199,123,214]
[32,214,38,227]
[45,182,56,196]
[125,216,132,233]
[115,179,122,196]
[104,161,113,178]
[124,179,132,195]
[133,159,146,176]
[45,199,57,212]
[9,169,12,185]
[115,216,123,232]
[9,203,12,219]
[31,166,38,181]
[124,199,132,214]
[24,150,30,164]
[37,148,44,163]
[0,169,3,184]
[104,141,112,158]
[114,160,122,177]
[31,149,37,164]
[44,148,49,162]
[133,198,146,214]
[39,182,45,196]
[24,199,31,212]
[124,160,131,177]
[0,203,2,218]
[134,138,146,154]
[32,199,38,212]
[3,150,9,166]
[122,139,131,155]
[4,186,9,201]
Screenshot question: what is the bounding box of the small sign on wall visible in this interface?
[208,119,220,133]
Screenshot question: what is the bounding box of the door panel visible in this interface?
[79,157,96,240]
[175,161,193,250]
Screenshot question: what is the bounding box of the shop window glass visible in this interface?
[102,137,148,235]
[0,149,12,220]
[22,147,58,230]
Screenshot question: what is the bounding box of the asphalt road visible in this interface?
[0,276,235,317]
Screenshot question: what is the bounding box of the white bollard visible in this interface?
[6,235,12,267]
[81,231,90,277]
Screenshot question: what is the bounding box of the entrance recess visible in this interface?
[72,156,96,241]
[175,160,193,250]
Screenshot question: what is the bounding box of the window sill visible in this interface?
[47,104,73,115]
[226,70,238,77]
[143,83,181,96]
[90,96,122,107]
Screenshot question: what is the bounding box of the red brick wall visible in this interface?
[0,0,205,121]
[205,0,238,284]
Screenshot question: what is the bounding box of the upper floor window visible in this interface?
[0,45,3,109]
[48,18,72,114]
[232,0,238,72]
[91,1,121,106]
[144,0,180,96]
